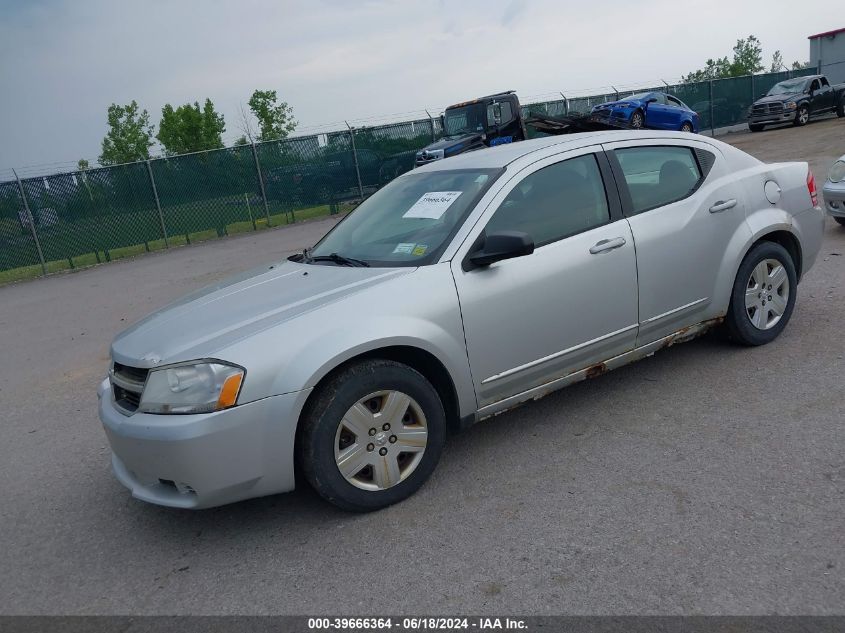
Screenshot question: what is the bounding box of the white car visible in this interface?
[822,154,845,225]
[99,131,825,511]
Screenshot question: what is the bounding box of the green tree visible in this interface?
[77,158,89,171]
[248,90,297,141]
[233,135,249,146]
[683,35,764,82]
[156,98,225,155]
[792,60,811,70]
[98,100,155,165]
[770,50,784,72]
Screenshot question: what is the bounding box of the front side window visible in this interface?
[309,169,500,266]
[485,154,610,246]
[615,146,703,214]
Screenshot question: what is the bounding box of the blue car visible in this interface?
[590,91,700,133]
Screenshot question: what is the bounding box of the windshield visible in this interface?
[443,104,487,136]
[767,79,807,96]
[308,169,500,267]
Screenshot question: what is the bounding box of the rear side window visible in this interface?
[486,154,610,246]
[614,146,703,215]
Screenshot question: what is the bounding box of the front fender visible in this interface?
[218,264,477,418]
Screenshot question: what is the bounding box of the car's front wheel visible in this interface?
[793,105,809,126]
[834,216,845,226]
[630,110,645,129]
[725,241,797,346]
[298,359,446,511]
[680,121,694,132]
[749,124,765,132]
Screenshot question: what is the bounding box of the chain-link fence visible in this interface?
[0,67,822,282]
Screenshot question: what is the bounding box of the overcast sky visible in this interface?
[0,0,833,174]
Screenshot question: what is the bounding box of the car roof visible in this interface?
[415,130,713,172]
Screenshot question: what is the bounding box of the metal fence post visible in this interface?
[709,80,715,136]
[13,169,47,275]
[346,122,365,201]
[251,142,272,225]
[750,74,755,104]
[425,110,436,141]
[560,92,569,115]
[146,160,169,248]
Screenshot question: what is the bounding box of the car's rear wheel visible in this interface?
[836,99,844,117]
[834,216,845,226]
[680,122,693,133]
[630,110,644,129]
[793,105,809,126]
[298,359,446,512]
[749,124,764,132]
[725,242,797,346]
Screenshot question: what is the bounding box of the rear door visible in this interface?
[451,147,639,409]
[603,139,750,345]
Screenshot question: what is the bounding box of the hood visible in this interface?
[111,261,411,367]
[754,92,802,104]
[418,133,482,156]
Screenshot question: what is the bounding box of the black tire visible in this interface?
[680,121,694,133]
[793,105,809,127]
[837,100,844,118]
[834,216,845,226]
[630,110,645,129]
[749,124,764,132]
[725,241,797,346]
[298,359,446,512]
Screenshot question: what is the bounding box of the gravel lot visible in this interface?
[1,119,843,615]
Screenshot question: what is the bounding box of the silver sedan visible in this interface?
[822,154,845,226]
[98,130,825,511]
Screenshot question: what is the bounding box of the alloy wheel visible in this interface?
[745,258,790,330]
[334,390,428,491]
[798,107,809,125]
[630,112,644,129]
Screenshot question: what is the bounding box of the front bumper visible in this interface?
[822,181,845,218]
[98,379,311,509]
[748,111,795,126]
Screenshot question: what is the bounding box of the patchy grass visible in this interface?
[0,202,351,286]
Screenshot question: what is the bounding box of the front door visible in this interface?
[451,149,639,408]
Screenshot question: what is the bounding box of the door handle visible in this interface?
[590,237,626,254]
[709,199,737,213]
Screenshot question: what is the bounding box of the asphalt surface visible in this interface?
[1,119,843,615]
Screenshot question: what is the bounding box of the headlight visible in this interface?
[784,101,797,110]
[830,160,845,183]
[138,361,244,414]
[616,103,632,109]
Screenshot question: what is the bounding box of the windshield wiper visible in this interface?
[308,252,370,267]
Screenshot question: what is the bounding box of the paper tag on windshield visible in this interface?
[403,191,462,220]
[393,243,416,254]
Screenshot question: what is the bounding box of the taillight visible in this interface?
[807,170,818,207]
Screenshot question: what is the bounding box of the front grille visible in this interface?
[752,102,784,115]
[111,362,149,415]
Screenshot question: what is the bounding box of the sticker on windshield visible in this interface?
[412,245,428,256]
[403,191,462,220]
[393,243,416,254]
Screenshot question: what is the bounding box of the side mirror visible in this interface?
[467,231,534,269]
